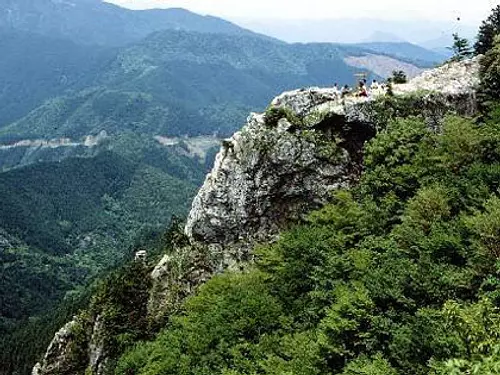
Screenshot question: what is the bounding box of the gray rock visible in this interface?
[185,58,480,255]
[184,111,357,257]
[88,315,108,375]
[394,57,480,96]
[33,317,88,375]
[148,244,221,321]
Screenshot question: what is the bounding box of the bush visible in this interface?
[390,70,407,84]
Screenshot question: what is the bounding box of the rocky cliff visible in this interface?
[185,57,480,256]
[33,57,480,375]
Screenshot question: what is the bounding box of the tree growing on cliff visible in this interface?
[448,33,473,61]
[475,5,500,55]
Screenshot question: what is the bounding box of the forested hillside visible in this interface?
[0,0,264,46]
[0,30,386,141]
[0,136,211,335]
[0,2,454,375]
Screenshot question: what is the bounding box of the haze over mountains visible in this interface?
[232,17,477,47]
[0,1,453,374]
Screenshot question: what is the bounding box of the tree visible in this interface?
[448,33,473,61]
[478,35,500,108]
[390,70,407,84]
[475,5,500,55]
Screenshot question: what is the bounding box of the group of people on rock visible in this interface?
[331,79,389,99]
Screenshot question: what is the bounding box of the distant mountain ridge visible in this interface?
[0,0,269,46]
[0,1,446,136]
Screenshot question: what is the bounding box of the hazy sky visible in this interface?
[108,0,500,25]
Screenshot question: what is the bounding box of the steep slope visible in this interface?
[0,0,266,46]
[0,141,205,333]
[116,103,500,375]
[30,58,481,375]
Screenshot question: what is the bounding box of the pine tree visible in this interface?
[475,5,500,55]
[449,33,472,61]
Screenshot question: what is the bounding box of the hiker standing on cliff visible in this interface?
[332,83,340,96]
[341,84,351,98]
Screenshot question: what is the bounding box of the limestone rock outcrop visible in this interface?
[32,318,84,375]
[184,108,370,257]
[185,58,480,254]
[394,57,480,95]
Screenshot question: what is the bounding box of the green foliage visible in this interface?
[0,149,201,374]
[340,354,398,375]
[428,299,500,374]
[92,262,153,359]
[390,70,408,84]
[116,271,283,375]
[264,106,302,128]
[479,36,500,109]
[475,5,500,55]
[448,33,473,62]
[318,284,376,367]
[362,92,458,132]
[466,196,500,258]
[115,107,500,375]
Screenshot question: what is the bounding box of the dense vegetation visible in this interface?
[0,146,203,346]
[114,108,500,375]
[476,5,500,55]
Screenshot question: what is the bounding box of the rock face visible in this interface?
[32,318,85,375]
[184,107,371,257]
[186,103,374,260]
[148,243,221,322]
[32,313,110,375]
[394,57,480,95]
[185,58,480,253]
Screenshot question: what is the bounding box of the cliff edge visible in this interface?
[185,57,480,257]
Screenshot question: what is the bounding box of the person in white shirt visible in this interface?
[332,83,340,97]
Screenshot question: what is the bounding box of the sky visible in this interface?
[108,0,500,25]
